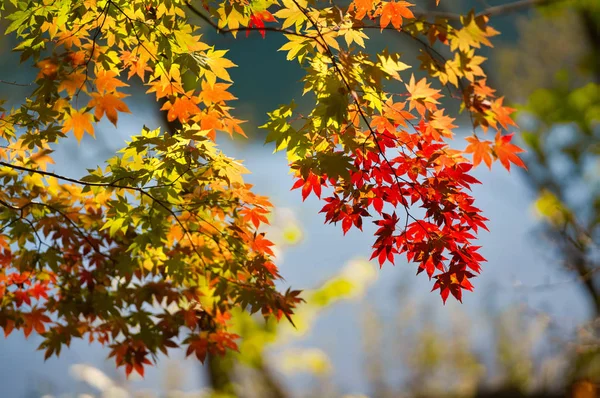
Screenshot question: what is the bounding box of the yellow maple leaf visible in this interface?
[202,49,236,86]
[450,12,499,52]
[274,0,307,30]
[377,50,410,80]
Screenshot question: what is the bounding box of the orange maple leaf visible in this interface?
[94,69,129,94]
[221,114,247,138]
[36,59,58,80]
[405,74,442,116]
[2,319,15,337]
[425,109,456,140]
[490,97,517,130]
[349,0,375,20]
[379,1,414,30]
[240,206,270,229]
[252,233,275,256]
[199,110,223,141]
[371,114,395,134]
[465,135,492,169]
[382,98,415,127]
[161,92,201,123]
[62,109,95,142]
[30,148,55,171]
[146,70,184,100]
[88,92,131,126]
[120,50,152,81]
[58,72,87,96]
[493,132,526,171]
[198,81,236,105]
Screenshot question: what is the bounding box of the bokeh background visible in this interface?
[0,0,599,397]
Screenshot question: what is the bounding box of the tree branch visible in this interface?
[413,0,565,21]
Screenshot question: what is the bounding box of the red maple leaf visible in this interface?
[247,11,277,38]
[493,132,526,171]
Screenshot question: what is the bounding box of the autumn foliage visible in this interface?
[0,0,524,376]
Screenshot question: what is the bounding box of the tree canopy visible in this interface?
[0,0,526,376]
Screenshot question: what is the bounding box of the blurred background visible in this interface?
[0,0,599,397]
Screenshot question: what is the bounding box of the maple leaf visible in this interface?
[341,21,369,48]
[490,97,517,130]
[203,49,236,86]
[65,50,86,67]
[186,335,209,362]
[198,81,236,105]
[382,98,415,126]
[2,319,15,337]
[146,69,184,100]
[371,114,395,133]
[29,282,49,300]
[432,270,475,303]
[405,74,442,115]
[13,289,30,307]
[209,331,240,355]
[88,92,131,126]
[253,233,275,256]
[200,110,223,141]
[493,132,526,171]
[291,172,324,200]
[349,0,375,20]
[425,110,456,140]
[36,59,58,80]
[94,69,129,94]
[120,50,152,81]
[274,0,307,30]
[62,109,95,142]
[378,1,414,30]
[161,92,201,123]
[30,148,55,171]
[58,72,87,96]
[465,136,493,169]
[247,11,276,39]
[450,12,499,52]
[23,308,52,338]
[376,50,411,81]
[279,34,315,62]
[240,206,270,229]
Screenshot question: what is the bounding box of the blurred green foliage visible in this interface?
[497,0,600,394]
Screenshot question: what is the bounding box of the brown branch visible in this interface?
[413,0,565,21]
[0,79,32,87]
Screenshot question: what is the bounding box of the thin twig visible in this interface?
[413,0,564,20]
